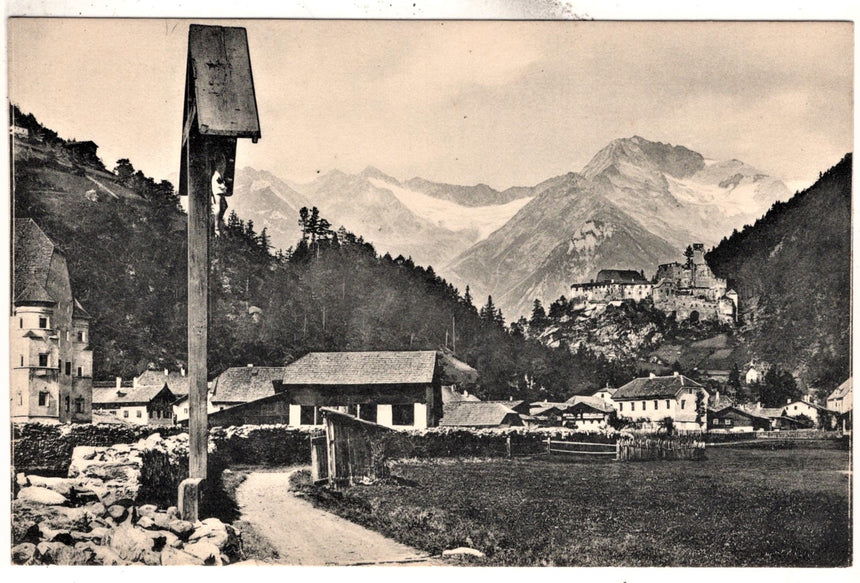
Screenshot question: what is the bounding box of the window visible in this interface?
[392,403,415,426]
[359,405,377,423]
[619,403,624,412]
[123,410,129,418]
[65,396,70,412]
[38,317,47,329]
[17,392,23,406]
[631,402,635,412]
[65,362,71,376]
[19,318,22,329]
[642,401,646,411]
[38,392,48,407]
[109,410,116,415]
[75,398,84,414]
[39,354,48,367]
[184,407,188,414]
[77,367,82,377]
[654,400,659,410]
[20,355,24,366]
[77,331,84,342]
[136,410,142,418]
[300,405,316,426]
[666,400,671,409]
[681,400,686,410]
[725,419,733,426]
[347,404,358,417]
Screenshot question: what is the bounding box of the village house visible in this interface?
[781,398,828,426]
[708,401,771,432]
[134,367,189,400]
[439,401,524,428]
[91,377,175,425]
[270,350,446,429]
[11,219,93,423]
[591,385,617,407]
[826,378,852,414]
[172,389,217,424]
[563,395,614,430]
[612,372,709,431]
[209,365,287,411]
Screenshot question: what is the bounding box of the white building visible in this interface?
[612,372,709,431]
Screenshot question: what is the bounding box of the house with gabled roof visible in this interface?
[272,350,444,429]
[612,372,709,431]
[708,405,770,432]
[92,377,175,425]
[439,401,523,428]
[134,367,190,399]
[11,219,93,423]
[210,365,287,410]
[564,395,614,430]
[826,378,852,414]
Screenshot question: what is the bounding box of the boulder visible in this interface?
[16,472,29,488]
[106,522,155,562]
[150,512,173,530]
[36,541,95,565]
[81,501,107,518]
[107,504,129,522]
[188,517,230,548]
[141,549,163,566]
[38,523,74,545]
[160,546,205,566]
[11,543,37,565]
[166,506,180,520]
[27,475,75,497]
[71,527,108,544]
[17,486,68,505]
[136,516,156,530]
[168,519,195,539]
[69,486,102,506]
[12,517,40,545]
[91,544,128,566]
[137,503,158,518]
[184,540,223,565]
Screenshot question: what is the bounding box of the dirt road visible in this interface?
[235,470,438,566]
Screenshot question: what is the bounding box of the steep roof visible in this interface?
[588,387,617,398]
[441,386,481,404]
[828,377,852,401]
[565,395,614,413]
[14,219,58,305]
[596,269,648,284]
[73,298,91,320]
[613,374,704,400]
[136,369,190,397]
[439,401,521,427]
[211,366,286,404]
[437,349,479,385]
[280,351,438,386]
[93,384,175,405]
[710,406,769,421]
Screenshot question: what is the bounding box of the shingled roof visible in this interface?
[14,219,59,305]
[135,369,190,397]
[596,269,648,284]
[565,395,614,413]
[212,366,287,404]
[93,384,175,405]
[613,374,703,400]
[828,377,852,401]
[280,351,438,386]
[439,401,522,428]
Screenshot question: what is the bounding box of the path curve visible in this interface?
[235,469,437,566]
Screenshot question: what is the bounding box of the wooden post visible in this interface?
[178,24,260,520]
[187,129,209,483]
[505,435,512,459]
[546,436,551,455]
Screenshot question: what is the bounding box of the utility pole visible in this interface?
[178,24,260,521]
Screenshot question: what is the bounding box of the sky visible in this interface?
[7,19,854,192]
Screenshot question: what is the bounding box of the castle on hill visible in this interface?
[569,243,737,324]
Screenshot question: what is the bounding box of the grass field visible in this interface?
[300,444,852,567]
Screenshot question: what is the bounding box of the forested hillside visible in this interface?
[706,154,852,391]
[11,106,629,400]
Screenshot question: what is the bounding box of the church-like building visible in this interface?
[11,219,93,423]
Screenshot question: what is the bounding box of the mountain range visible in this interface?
[234,136,790,318]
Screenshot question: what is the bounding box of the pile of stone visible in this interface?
[12,433,240,566]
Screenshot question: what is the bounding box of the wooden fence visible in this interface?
[545,438,618,459]
[616,437,706,461]
[311,408,392,490]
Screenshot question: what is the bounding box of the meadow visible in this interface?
[299,443,852,566]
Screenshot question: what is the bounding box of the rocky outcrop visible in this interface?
[12,433,242,566]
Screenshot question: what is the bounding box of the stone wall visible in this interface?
[12,433,239,566]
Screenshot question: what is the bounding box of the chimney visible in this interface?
[463,390,469,397]
[715,391,720,403]
[673,371,679,377]
[786,397,791,404]
[180,367,185,377]
[164,368,169,376]
[115,376,122,389]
